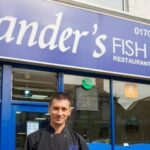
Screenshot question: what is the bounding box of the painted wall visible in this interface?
[129,0,150,20]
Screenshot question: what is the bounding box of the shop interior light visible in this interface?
[35,117,47,121]
[124,83,138,99]
[44,113,50,116]
[21,73,32,98]
[16,111,22,114]
[21,88,32,97]
[31,95,48,99]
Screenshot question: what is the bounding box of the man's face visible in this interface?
[49,98,71,126]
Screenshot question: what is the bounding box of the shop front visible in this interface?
[0,0,150,150]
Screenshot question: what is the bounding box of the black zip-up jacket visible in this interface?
[23,125,89,150]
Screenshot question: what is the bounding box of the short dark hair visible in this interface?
[49,93,71,107]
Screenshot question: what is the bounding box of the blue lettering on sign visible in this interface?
[0,0,150,78]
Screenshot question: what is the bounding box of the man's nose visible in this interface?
[57,109,62,115]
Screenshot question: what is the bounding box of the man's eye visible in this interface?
[62,108,67,111]
[53,107,59,110]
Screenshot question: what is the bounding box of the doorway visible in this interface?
[11,105,48,150]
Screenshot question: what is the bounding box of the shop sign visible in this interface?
[0,0,150,78]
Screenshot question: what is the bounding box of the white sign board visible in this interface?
[27,121,39,135]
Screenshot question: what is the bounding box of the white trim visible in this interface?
[0,56,150,79]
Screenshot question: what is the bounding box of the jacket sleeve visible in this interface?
[23,135,36,150]
[79,136,89,150]
[23,136,31,150]
[23,132,40,150]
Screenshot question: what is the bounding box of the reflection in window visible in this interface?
[64,74,110,143]
[113,81,150,145]
[12,68,57,102]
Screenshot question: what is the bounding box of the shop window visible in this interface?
[12,68,57,102]
[70,0,124,11]
[113,81,150,146]
[64,74,111,144]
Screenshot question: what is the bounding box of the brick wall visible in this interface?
[128,0,150,20]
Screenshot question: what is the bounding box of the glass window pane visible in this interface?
[64,74,111,144]
[16,112,49,149]
[12,68,57,102]
[114,81,150,147]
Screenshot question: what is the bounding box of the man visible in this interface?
[23,94,89,150]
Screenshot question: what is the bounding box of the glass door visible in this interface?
[11,105,48,150]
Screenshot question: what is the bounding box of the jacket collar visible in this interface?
[46,124,68,134]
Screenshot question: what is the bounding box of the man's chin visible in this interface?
[54,121,64,125]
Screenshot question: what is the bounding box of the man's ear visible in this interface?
[68,107,73,116]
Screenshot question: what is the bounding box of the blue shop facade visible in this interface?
[0,0,150,150]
